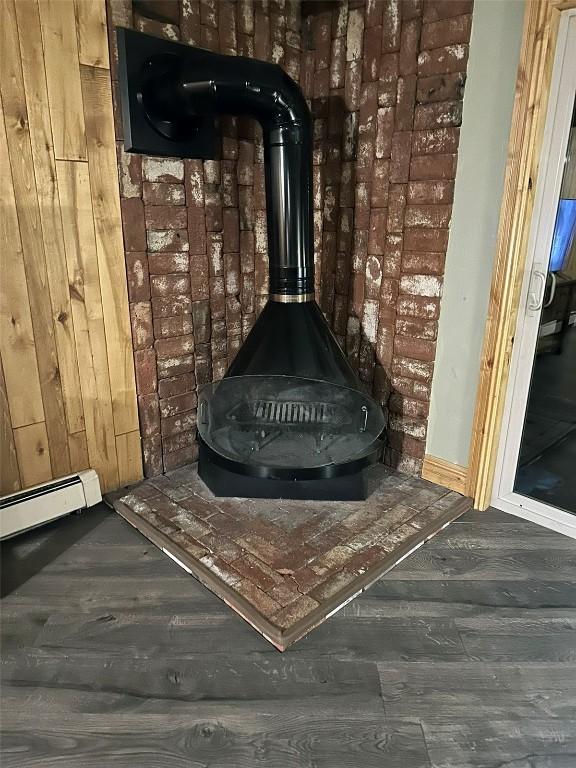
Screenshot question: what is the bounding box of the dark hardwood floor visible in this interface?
[1,503,575,767]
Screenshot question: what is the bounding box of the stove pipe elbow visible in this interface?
[179,54,314,298]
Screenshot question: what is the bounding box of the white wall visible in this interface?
[426,0,526,467]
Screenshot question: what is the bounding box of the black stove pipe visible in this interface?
[175,53,314,299]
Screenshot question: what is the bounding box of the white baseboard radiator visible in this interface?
[0,470,102,540]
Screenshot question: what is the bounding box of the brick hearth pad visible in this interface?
[108,464,471,650]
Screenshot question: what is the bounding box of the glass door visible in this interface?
[513,98,576,514]
[493,11,576,536]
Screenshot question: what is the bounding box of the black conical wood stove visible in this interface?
[117,28,385,500]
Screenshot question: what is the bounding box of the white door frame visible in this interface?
[492,9,576,539]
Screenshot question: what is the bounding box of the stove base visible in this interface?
[198,439,370,500]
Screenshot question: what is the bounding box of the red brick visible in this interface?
[389,392,431,418]
[130,301,153,350]
[138,393,160,438]
[404,204,452,228]
[382,0,401,52]
[163,443,198,471]
[157,354,195,380]
[126,253,150,302]
[355,183,371,229]
[187,207,206,256]
[418,44,469,77]
[117,145,141,198]
[190,253,210,302]
[366,208,385,256]
[403,226,449,251]
[399,17,421,76]
[388,184,406,233]
[395,75,417,131]
[200,0,217,28]
[254,9,270,60]
[423,1,473,23]
[421,14,472,49]
[134,348,157,395]
[142,157,184,183]
[209,275,226,320]
[160,391,197,419]
[363,24,382,82]
[121,198,146,252]
[224,252,240,295]
[407,179,454,204]
[147,230,190,253]
[238,31,254,58]
[397,294,440,319]
[313,10,331,68]
[151,294,192,318]
[330,37,346,89]
[402,250,445,274]
[371,159,390,208]
[344,61,362,110]
[207,232,223,277]
[412,127,460,155]
[388,429,426,459]
[161,430,196,456]
[148,252,189,275]
[410,153,457,180]
[191,300,211,344]
[378,52,399,107]
[414,100,463,130]
[394,334,436,361]
[155,334,194,360]
[383,233,403,277]
[220,1,237,54]
[161,409,197,437]
[417,73,466,104]
[180,0,200,45]
[396,316,438,340]
[218,164,235,208]
[204,189,223,232]
[143,182,185,206]
[391,355,434,383]
[158,373,195,400]
[375,107,394,158]
[194,344,212,385]
[142,434,163,477]
[238,0,254,34]
[153,315,193,339]
[391,374,431,401]
[376,322,394,366]
[300,49,315,98]
[150,274,190,297]
[390,132,411,183]
[237,140,254,185]
[223,209,240,253]
[226,295,242,336]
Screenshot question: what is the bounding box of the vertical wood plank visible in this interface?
[0,358,21,494]
[80,65,139,437]
[13,423,53,488]
[116,430,143,487]
[15,0,85,435]
[74,0,110,68]
[0,0,71,479]
[0,98,45,429]
[57,159,120,492]
[68,430,90,472]
[38,0,87,160]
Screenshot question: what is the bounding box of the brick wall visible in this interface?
[107,0,473,478]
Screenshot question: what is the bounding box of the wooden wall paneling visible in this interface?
[74,0,110,68]
[0,0,71,479]
[0,97,45,430]
[0,359,21,494]
[468,0,574,509]
[38,0,87,160]
[422,455,468,496]
[15,0,85,436]
[80,65,140,440]
[13,422,52,488]
[57,159,120,492]
[68,430,90,472]
[116,430,143,487]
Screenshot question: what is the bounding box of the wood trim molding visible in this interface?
[422,455,469,496]
[467,0,575,511]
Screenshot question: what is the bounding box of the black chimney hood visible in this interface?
[117,28,385,500]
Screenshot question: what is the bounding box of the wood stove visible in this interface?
[117,28,385,500]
